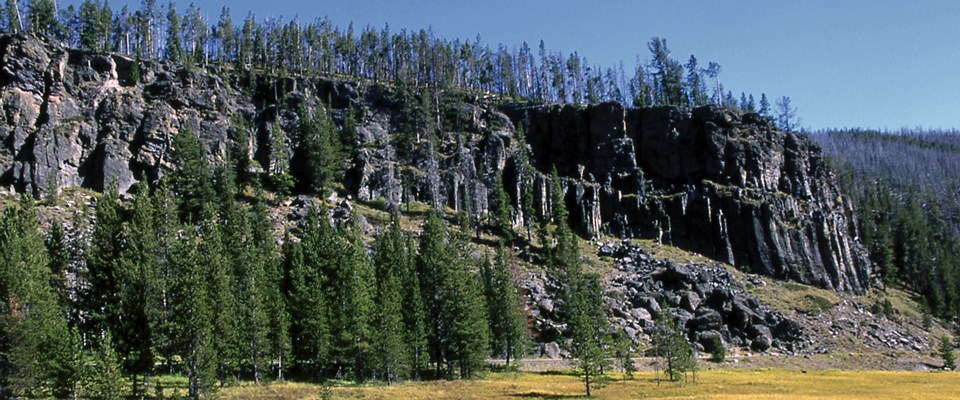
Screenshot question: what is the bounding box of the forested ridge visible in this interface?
[814,129,960,319]
[1,1,937,399]
[0,0,799,125]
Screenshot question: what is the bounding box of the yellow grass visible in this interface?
[219,369,960,399]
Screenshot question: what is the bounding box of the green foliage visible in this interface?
[295,104,342,195]
[491,174,515,241]
[481,244,528,365]
[29,0,58,37]
[86,332,124,400]
[286,207,333,380]
[709,337,726,363]
[653,307,697,383]
[169,124,214,222]
[164,2,184,63]
[418,210,490,379]
[79,0,112,51]
[372,217,413,384]
[613,329,636,379]
[566,273,612,397]
[941,335,956,371]
[171,229,217,398]
[0,197,76,398]
[81,185,124,346]
[130,59,141,84]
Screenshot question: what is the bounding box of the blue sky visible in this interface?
[107,1,960,130]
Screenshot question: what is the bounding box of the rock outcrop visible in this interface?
[0,33,872,293]
[522,241,814,355]
[502,103,872,293]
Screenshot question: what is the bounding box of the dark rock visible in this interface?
[751,325,773,352]
[691,309,723,331]
[698,330,724,352]
[681,291,702,312]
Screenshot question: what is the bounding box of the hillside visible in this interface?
[812,129,960,319]
[0,31,948,399]
[0,33,870,292]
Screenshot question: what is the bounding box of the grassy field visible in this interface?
[219,369,960,399]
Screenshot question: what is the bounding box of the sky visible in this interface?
[107,0,960,130]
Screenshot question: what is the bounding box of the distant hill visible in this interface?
[812,129,960,318]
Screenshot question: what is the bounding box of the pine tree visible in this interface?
[331,221,376,381]
[81,185,124,348]
[400,232,429,379]
[28,0,57,37]
[116,181,158,394]
[941,335,956,370]
[418,210,453,376]
[199,216,241,386]
[444,231,490,378]
[491,174,515,241]
[653,307,697,383]
[287,206,332,380]
[170,229,217,398]
[164,1,183,63]
[566,273,611,397]
[45,221,72,309]
[758,93,771,116]
[146,179,179,371]
[294,104,342,195]
[372,217,412,383]
[0,197,76,398]
[251,195,291,382]
[169,123,214,222]
[86,332,124,400]
[482,243,527,365]
[6,0,23,33]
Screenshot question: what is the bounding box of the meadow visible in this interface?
[218,368,960,399]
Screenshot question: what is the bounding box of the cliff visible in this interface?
[0,34,872,293]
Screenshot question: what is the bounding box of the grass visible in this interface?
[219,369,960,399]
[750,278,840,316]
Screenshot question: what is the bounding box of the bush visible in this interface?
[710,337,726,363]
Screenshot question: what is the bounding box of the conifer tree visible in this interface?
[199,216,242,386]
[28,0,57,36]
[81,185,124,347]
[482,243,527,365]
[287,206,332,380]
[146,179,179,371]
[0,197,76,398]
[372,217,411,383]
[567,273,611,397]
[418,210,453,376]
[444,230,490,378]
[171,229,217,398]
[86,332,124,400]
[491,174,515,241]
[328,220,377,381]
[295,104,342,195]
[652,307,696,383]
[45,221,72,309]
[116,181,158,394]
[400,232,429,379]
[251,194,291,382]
[165,1,183,62]
[6,0,23,33]
[170,123,214,222]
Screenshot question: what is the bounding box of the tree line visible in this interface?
[0,119,532,398]
[814,129,960,321]
[0,118,705,397]
[2,0,798,128]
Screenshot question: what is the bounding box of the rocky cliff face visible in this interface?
[0,34,872,293]
[501,104,873,293]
